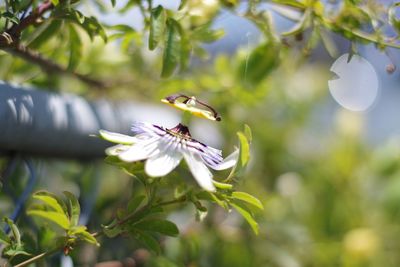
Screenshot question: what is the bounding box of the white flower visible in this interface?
[100,122,238,191]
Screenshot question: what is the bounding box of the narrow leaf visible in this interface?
[27,210,70,229]
[110,0,116,7]
[68,25,82,71]
[69,225,87,235]
[149,5,166,50]
[232,191,263,210]
[237,132,250,168]
[78,231,99,246]
[63,191,80,226]
[29,19,62,49]
[230,201,259,235]
[178,0,188,10]
[133,230,161,254]
[244,124,252,144]
[32,191,65,214]
[237,41,280,85]
[134,219,179,237]
[103,225,124,238]
[4,218,21,245]
[2,11,20,24]
[0,228,10,245]
[161,18,181,78]
[127,195,146,213]
[213,181,233,190]
[4,247,31,257]
[319,28,338,58]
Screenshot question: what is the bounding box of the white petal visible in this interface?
[105,144,130,156]
[145,150,183,177]
[118,137,160,162]
[183,152,215,191]
[99,130,137,144]
[209,149,239,171]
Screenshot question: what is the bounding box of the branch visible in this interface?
[0,0,108,89]
[14,248,59,267]
[7,44,108,88]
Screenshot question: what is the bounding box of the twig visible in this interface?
[8,45,108,88]
[14,248,60,267]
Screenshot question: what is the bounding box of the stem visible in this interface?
[14,248,60,267]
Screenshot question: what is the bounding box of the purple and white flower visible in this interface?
[101,122,238,191]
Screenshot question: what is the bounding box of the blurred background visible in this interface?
[2,0,400,266]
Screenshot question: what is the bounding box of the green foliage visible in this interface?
[1,218,31,260]
[149,5,166,51]
[27,190,99,248]
[238,41,280,86]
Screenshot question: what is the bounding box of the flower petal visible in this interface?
[132,122,167,137]
[183,152,215,191]
[145,150,183,177]
[118,137,160,162]
[99,130,137,144]
[208,149,239,171]
[105,144,131,156]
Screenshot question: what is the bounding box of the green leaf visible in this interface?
[51,0,59,5]
[132,230,161,254]
[77,230,99,246]
[4,218,21,245]
[230,201,259,235]
[231,191,263,210]
[134,219,179,237]
[244,124,252,144]
[213,181,233,190]
[196,191,229,210]
[271,0,306,9]
[237,132,250,168]
[127,195,146,213]
[149,5,166,50]
[69,225,87,235]
[110,0,116,7]
[319,28,338,58]
[389,3,400,33]
[192,25,224,43]
[63,191,80,226]
[29,19,62,49]
[237,41,280,85]
[110,24,135,33]
[1,11,20,24]
[0,228,10,245]
[79,16,107,42]
[3,246,31,257]
[161,18,181,78]
[103,225,124,238]
[68,25,82,71]
[27,210,70,230]
[32,191,65,215]
[178,0,188,10]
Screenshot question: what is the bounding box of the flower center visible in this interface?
[167,123,192,140]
